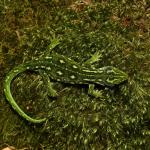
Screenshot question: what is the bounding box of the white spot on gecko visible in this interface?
[41,66,45,69]
[98,79,102,82]
[45,56,52,59]
[46,67,51,70]
[13,70,19,73]
[83,78,89,81]
[72,65,78,69]
[57,71,63,75]
[59,59,65,64]
[70,75,76,79]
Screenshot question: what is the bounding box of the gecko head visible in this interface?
[103,66,128,86]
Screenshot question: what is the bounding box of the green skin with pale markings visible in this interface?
[4,53,128,123]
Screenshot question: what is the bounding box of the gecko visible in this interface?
[4,40,128,124]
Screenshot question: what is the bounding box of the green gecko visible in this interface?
[4,40,128,124]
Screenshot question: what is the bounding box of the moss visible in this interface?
[0,0,149,149]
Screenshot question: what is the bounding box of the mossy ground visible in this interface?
[0,0,150,149]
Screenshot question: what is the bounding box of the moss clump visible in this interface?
[0,0,149,149]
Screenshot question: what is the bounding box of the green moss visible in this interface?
[0,0,149,149]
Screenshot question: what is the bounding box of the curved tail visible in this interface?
[4,64,46,123]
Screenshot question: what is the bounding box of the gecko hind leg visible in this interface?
[38,70,58,97]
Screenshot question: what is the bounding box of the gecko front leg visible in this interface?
[88,84,103,98]
[83,51,102,67]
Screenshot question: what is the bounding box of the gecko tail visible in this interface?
[4,64,46,123]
